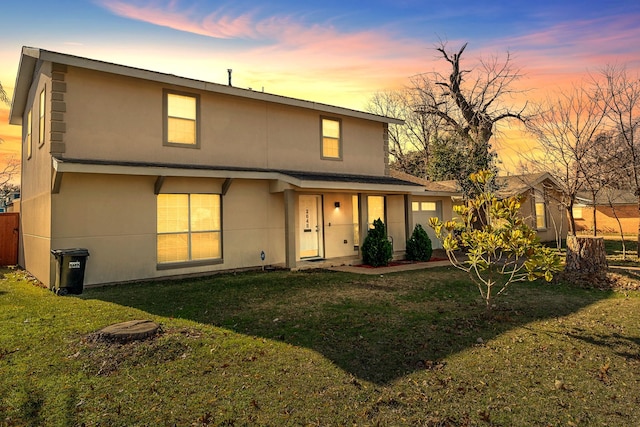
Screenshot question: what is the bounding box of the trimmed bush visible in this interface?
[362,218,393,267]
[406,224,433,262]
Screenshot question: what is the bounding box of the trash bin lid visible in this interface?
[51,248,90,257]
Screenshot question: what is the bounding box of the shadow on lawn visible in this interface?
[81,268,611,385]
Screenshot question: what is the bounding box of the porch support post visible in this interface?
[284,189,296,269]
[404,194,413,240]
[358,194,368,256]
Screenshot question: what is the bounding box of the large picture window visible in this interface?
[164,90,199,147]
[157,194,221,264]
[321,117,341,159]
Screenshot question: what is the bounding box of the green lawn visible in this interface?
[3,263,640,426]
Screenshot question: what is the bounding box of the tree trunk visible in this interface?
[565,235,608,274]
[566,204,576,236]
[610,203,627,260]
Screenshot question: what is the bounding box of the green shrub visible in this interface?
[406,224,433,261]
[362,218,393,267]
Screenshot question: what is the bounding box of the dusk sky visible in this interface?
[2,0,640,175]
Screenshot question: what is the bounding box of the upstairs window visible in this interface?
[39,88,45,147]
[321,117,342,159]
[164,90,199,147]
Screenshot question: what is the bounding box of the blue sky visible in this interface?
[2,0,640,171]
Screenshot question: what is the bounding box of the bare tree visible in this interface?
[411,42,528,187]
[525,83,609,235]
[0,159,19,189]
[0,82,8,105]
[367,88,445,178]
[580,132,624,236]
[596,65,640,254]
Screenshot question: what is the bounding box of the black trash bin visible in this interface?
[51,248,90,295]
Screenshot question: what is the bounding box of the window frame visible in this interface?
[320,116,342,160]
[535,201,547,230]
[156,193,223,269]
[367,195,386,229]
[26,110,32,160]
[163,89,201,149]
[38,88,46,147]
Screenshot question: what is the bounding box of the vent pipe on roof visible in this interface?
[227,69,232,86]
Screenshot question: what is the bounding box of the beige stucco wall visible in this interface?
[62,66,386,176]
[50,173,290,286]
[19,62,53,286]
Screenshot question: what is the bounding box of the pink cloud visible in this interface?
[97,0,321,41]
[94,0,430,108]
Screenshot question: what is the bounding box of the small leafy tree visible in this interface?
[362,218,393,267]
[406,224,433,262]
[430,170,562,309]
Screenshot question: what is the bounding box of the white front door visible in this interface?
[299,195,323,258]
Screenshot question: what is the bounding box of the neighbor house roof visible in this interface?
[388,170,566,199]
[388,170,461,196]
[10,47,404,126]
[495,172,562,198]
[576,189,637,206]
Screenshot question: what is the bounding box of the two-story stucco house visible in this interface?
[9,47,424,287]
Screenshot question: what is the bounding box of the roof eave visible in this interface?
[9,47,40,125]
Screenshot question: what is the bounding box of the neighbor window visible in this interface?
[573,206,584,220]
[321,117,341,159]
[39,88,45,146]
[367,195,385,228]
[164,90,199,146]
[413,201,439,212]
[157,194,221,264]
[26,110,32,159]
[535,202,547,230]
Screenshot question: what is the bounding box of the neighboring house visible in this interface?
[0,189,20,213]
[575,189,638,235]
[9,47,424,287]
[402,172,568,244]
[495,173,567,243]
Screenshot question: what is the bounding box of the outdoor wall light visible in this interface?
[334,201,341,208]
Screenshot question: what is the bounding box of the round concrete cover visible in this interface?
[98,320,160,342]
